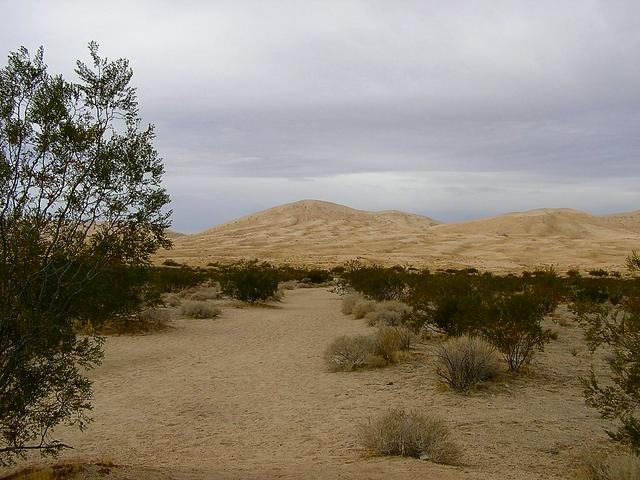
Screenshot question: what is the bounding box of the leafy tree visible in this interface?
[0,43,170,465]
[578,251,640,455]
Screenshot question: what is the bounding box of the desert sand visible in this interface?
[155,200,640,272]
[6,287,613,479]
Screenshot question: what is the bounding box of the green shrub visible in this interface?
[435,335,501,391]
[180,301,222,319]
[358,409,460,464]
[341,264,407,301]
[220,261,279,303]
[484,293,556,372]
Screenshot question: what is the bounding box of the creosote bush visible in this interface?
[435,336,501,391]
[220,261,279,303]
[180,301,222,319]
[358,409,460,464]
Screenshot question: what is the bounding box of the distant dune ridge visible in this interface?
[156,200,640,272]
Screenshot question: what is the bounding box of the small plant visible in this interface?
[341,293,365,314]
[581,451,640,480]
[485,292,556,372]
[358,408,460,464]
[374,326,412,362]
[589,269,610,277]
[324,335,384,371]
[435,335,501,391]
[188,286,222,301]
[163,258,181,267]
[352,299,377,319]
[180,301,221,319]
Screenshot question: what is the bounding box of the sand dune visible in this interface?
[156,200,640,272]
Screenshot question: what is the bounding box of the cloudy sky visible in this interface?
[3,1,639,232]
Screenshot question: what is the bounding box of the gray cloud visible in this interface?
[2,0,639,232]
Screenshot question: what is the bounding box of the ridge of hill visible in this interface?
[156,200,640,271]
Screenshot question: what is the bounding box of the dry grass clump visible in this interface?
[375,326,412,362]
[364,301,411,326]
[435,335,501,392]
[341,293,365,315]
[581,452,640,480]
[279,280,298,290]
[180,300,222,319]
[358,408,460,464]
[187,286,222,301]
[325,327,412,372]
[324,335,385,372]
[161,292,182,307]
[352,299,377,319]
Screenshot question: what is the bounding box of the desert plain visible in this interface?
[3,199,637,480]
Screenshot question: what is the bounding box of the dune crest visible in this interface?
[156,200,640,272]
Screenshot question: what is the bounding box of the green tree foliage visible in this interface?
[341,263,407,301]
[576,251,640,454]
[484,292,556,372]
[0,44,170,464]
[220,261,279,303]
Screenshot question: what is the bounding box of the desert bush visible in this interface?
[374,326,412,362]
[485,293,556,372]
[279,280,298,290]
[188,286,222,301]
[161,292,182,307]
[341,264,407,301]
[341,293,365,315]
[365,309,402,327]
[435,335,501,391]
[352,299,378,319]
[324,335,384,372]
[590,269,610,277]
[220,260,279,303]
[163,259,181,267]
[358,408,460,464]
[581,451,640,480]
[180,301,222,319]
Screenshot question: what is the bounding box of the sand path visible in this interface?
[10,288,609,479]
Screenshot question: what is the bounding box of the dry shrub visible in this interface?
[180,300,222,319]
[279,280,298,290]
[324,335,385,372]
[358,408,460,464]
[582,452,640,480]
[188,286,222,301]
[435,335,501,392]
[341,293,365,315]
[161,292,182,307]
[352,299,377,319]
[375,326,412,361]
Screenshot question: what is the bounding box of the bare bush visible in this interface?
[375,326,412,362]
[188,286,222,301]
[279,280,298,290]
[358,408,460,464]
[353,300,377,319]
[180,301,222,319]
[435,335,501,391]
[342,293,365,315]
[161,292,182,307]
[324,335,384,372]
[582,452,640,480]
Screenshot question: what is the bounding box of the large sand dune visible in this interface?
[156,200,640,272]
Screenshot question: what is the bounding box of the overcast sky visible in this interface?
[3,1,639,232]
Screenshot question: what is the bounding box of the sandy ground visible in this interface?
[5,288,614,479]
[155,200,640,272]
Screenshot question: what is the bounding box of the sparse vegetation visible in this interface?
[180,301,222,319]
[324,335,384,372]
[435,335,501,391]
[358,408,460,464]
